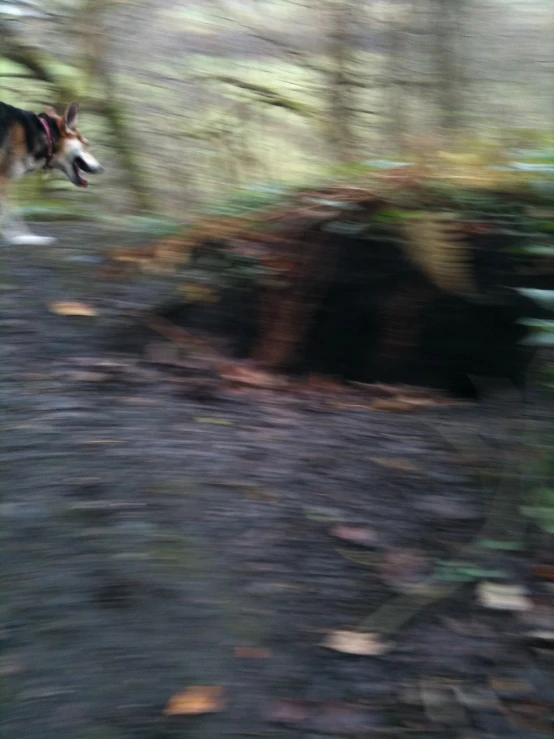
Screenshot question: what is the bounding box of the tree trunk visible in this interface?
[385,3,414,154]
[79,0,153,212]
[0,21,78,101]
[432,0,464,138]
[324,0,357,164]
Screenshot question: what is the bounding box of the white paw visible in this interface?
[4,234,57,246]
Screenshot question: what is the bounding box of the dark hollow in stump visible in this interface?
[140,187,554,398]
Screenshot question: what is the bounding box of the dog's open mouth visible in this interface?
[73,157,90,188]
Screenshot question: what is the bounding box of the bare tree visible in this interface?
[78,0,152,211]
[432,0,465,138]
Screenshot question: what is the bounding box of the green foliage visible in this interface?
[205,184,289,218]
[435,561,508,583]
[518,290,554,346]
[476,539,524,552]
[522,488,554,534]
[519,289,554,311]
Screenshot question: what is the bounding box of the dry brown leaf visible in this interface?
[489,677,534,698]
[368,457,420,473]
[332,402,372,410]
[180,284,219,304]
[530,564,554,582]
[69,371,109,383]
[234,647,272,659]
[372,399,417,413]
[219,364,288,390]
[477,582,532,612]
[194,417,232,426]
[329,525,380,548]
[48,301,97,317]
[321,630,390,656]
[163,686,226,716]
[306,375,347,393]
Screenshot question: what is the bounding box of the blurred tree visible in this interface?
[0,0,152,211]
[0,0,77,98]
[213,0,365,164]
[324,0,359,163]
[382,0,414,152]
[432,0,465,137]
[77,0,152,211]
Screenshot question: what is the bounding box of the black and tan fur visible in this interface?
[0,102,102,245]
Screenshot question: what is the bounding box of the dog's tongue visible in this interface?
[73,161,88,188]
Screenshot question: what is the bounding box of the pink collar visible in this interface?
[39,117,54,168]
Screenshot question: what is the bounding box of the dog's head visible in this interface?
[42,103,103,188]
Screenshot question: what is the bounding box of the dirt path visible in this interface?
[1,225,552,739]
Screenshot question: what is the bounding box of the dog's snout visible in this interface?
[75,155,103,175]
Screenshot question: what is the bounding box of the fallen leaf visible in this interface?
[48,301,97,317]
[329,525,380,548]
[180,284,219,304]
[372,399,417,412]
[234,647,272,659]
[335,548,379,567]
[241,486,276,503]
[333,402,375,411]
[503,699,553,732]
[303,505,345,523]
[219,364,288,390]
[477,582,532,612]
[369,457,420,473]
[489,677,534,698]
[68,372,109,383]
[306,375,347,393]
[321,630,390,656]
[349,382,402,397]
[531,564,554,582]
[163,686,226,716]
[194,417,232,425]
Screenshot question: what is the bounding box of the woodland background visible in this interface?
[1,0,554,222]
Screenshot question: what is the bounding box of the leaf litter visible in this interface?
[163,686,226,716]
[321,630,391,656]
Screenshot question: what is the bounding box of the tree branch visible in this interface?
[199,75,318,117]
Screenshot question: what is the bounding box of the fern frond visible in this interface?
[403,213,476,295]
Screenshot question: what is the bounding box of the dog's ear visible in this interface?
[43,106,59,119]
[63,102,79,131]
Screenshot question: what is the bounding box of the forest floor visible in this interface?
[0,224,553,739]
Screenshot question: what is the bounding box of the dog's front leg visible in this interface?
[0,178,55,247]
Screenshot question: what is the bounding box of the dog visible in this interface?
[0,101,103,246]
